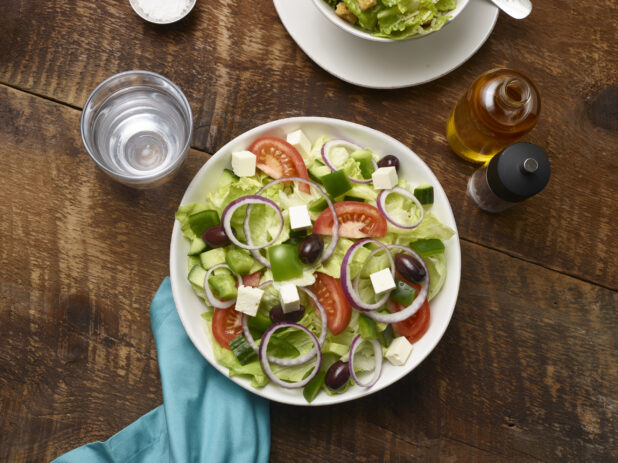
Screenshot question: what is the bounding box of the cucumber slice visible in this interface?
[188,255,201,271]
[208,273,237,300]
[188,264,207,287]
[414,184,434,205]
[229,335,258,365]
[199,248,226,270]
[308,163,332,182]
[188,237,207,256]
[226,248,256,276]
[218,168,239,188]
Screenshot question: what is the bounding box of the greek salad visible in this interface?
[175,129,454,403]
[326,0,458,40]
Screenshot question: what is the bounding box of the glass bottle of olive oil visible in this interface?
[446,68,541,163]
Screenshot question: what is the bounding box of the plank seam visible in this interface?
[459,237,617,292]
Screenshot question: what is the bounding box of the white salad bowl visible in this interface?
[311,0,470,43]
[170,117,461,406]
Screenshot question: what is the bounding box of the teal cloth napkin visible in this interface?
[52,277,270,463]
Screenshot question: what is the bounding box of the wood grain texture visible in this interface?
[1,86,616,461]
[1,0,617,289]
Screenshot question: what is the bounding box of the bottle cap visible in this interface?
[486,143,550,202]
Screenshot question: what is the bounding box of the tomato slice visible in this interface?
[248,137,311,194]
[313,201,387,238]
[212,308,243,349]
[388,282,430,343]
[310,272,351,335]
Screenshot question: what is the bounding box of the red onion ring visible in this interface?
[364,244,430,324]
[241,283,327,366]
[259,322,322,389]
[221,196,283,251]
[377,187,424,229]
[245,176,339,264]
[348,334,383,388]
[203,264,242,309]
[321,139,375,184]
[340,239,395,311]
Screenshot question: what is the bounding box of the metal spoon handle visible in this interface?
[489,0,532,19]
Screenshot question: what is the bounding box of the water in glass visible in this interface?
[92,86,188,177]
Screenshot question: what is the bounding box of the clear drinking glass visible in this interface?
[81,70,193,188]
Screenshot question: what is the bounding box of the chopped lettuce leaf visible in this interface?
[175,203,212,241]
[262,268,317,288]
[436,0,456,11]
[201,312,268,388]
[342,0,379,30]
[340,157,364,183]
[383,186,423,232]
[425,253,447,301]
[316,238,371,279]
[325,0,455,40]
[347,183,378,202]
[306,135,330,165]
[382,212,455,243]
[407,213,456,241]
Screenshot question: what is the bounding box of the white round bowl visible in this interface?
[170,117,461,406]
[312,0,470,42]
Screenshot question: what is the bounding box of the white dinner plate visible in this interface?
[170,117,461,406]
[273,0,499,89]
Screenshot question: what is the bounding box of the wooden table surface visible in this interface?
[1,0,616,461]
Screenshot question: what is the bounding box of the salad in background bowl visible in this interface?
[170,117,461,405]
[313,0,469,42]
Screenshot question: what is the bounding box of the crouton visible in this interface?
[358,0,376,11]
[335,2,357,24]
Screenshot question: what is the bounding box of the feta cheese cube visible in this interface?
[370,268,396,295]
[288,205,312,231]
[234,285,264,317]
[372,166,398,190]
[385,336,413,366]
[286,130,311,158]
[279,283,300,313]
[231,150,256,177]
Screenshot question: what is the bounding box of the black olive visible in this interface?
[202,225,232,248]
[395,253,426,283]
[269,304,306,323]
[325,360,351,391]
[377,155,400,172]
[298,234,324,265]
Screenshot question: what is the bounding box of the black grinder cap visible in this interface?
[487,143,550,203]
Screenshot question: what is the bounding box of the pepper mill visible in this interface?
[467,142,550,213]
